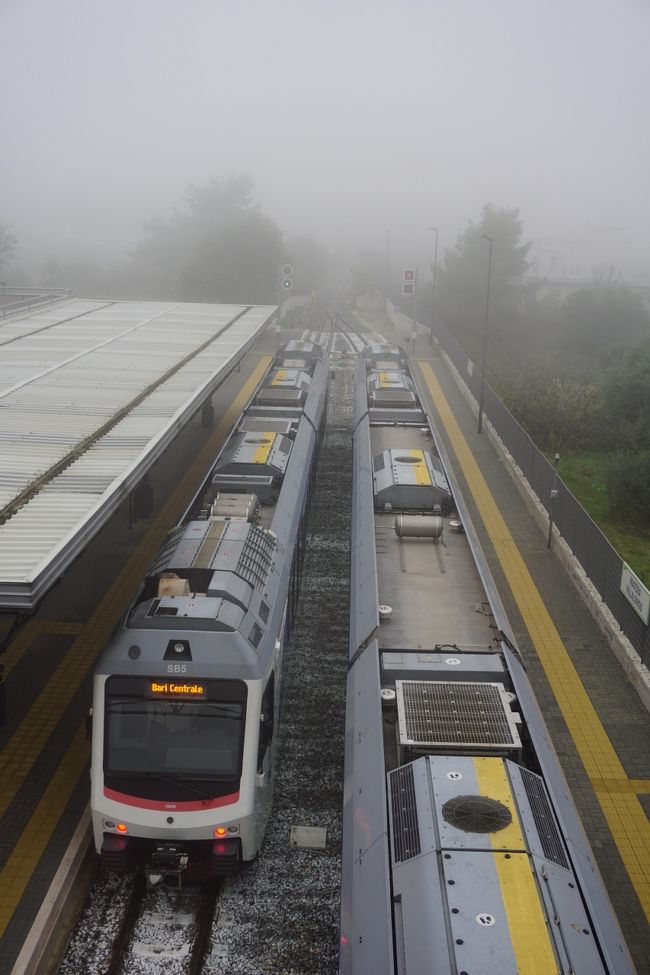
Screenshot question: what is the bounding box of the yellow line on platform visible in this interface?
[417,360,650,923]
[0,622,84,680]
[0,356,271,824]
[0,725,88,936]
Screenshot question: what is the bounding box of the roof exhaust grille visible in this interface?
[389,764,421,863]
[519,768,569,868]
[395,681,521,758]
[236,526,276,590]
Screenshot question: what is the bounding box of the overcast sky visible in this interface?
[2,0,648,269]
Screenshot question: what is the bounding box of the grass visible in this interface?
[554,451,650,584]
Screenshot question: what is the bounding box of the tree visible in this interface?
[559,283,649,355]
[437,204,531,356]
[127,175,283,301]
[181,213,282,303]
[284,236,332,295]
[603,340,650,451]
[493,358,603,452]
[349,250,383,299]
[0,221,17,272]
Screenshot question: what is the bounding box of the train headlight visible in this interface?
[116,823,128,833]
[213,824,239,836]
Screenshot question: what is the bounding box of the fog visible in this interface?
[2,0,649,277]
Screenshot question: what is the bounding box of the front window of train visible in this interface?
[103,676,247,794]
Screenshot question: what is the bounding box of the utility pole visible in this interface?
[430,226,439,347]
[477,234,493,434]
[384,228,391,313]
[547,452,561,549]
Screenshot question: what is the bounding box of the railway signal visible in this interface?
[280,263,294,291]
[403,268,416,296]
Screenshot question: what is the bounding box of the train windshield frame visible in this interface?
[104,676,247,782]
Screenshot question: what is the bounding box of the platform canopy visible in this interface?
[0,298,276,610]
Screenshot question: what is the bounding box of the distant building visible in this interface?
[528,227,650,310]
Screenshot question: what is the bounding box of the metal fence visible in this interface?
[426,312,650,667]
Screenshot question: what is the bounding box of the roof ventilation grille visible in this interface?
[389,764,421,863]
[442,795,512,834]
[395,680,522,760]
[236,526,276,590]
[248,623,264,650]
[519,768,569,868]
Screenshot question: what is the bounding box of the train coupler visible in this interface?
[146,842,188,888]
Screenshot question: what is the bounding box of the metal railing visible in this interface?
[0,287,71,317]
[388,302,650,667]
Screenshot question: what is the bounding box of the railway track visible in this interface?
[110,880,218,975]
[306,307,383,355]
[60,864,221,974]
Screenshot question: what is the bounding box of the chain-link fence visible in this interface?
[410,309,650,667]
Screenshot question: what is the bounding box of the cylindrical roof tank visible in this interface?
[394,514,443,539]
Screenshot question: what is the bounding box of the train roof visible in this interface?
[95,348,329,683]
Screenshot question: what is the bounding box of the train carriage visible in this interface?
[341,349,634,975]
[90,342,328,882]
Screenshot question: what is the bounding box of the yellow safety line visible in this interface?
[407,449,431,486]
[252,433,275,465]
[417,360,650,923]
[473,758,558,972]
[271,368,287,385]
[0,622,84,680]
[0,724,88,935]
[493,852,559,973]
[472,758,526,849]
[0,357,272,827]
[593,778,650,795]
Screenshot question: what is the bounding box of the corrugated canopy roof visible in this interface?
[0,298,275,610]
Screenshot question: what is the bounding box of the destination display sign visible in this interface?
[147,680,207,699]
[620,562,650,624]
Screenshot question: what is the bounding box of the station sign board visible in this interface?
[147,680,207,699]
[620,562,650,624]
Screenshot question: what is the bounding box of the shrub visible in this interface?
[606,452,650,524]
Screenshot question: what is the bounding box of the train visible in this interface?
[90,340,328,882]
[340,343,634,974]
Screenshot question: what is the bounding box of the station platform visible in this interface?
[367,309,650,973]
[0,338,277,974]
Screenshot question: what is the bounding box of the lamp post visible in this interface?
[547,452,561,549]
[384,228,391,313]
[429,226,439,347]
[477,233,493,434]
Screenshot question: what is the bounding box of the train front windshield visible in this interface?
[104,677,246,780]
